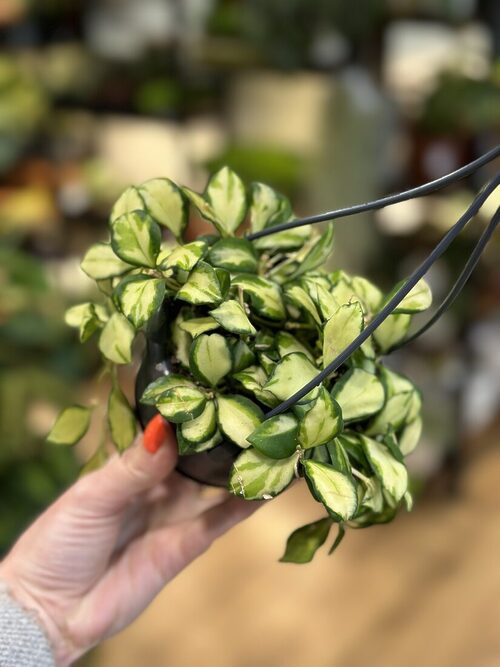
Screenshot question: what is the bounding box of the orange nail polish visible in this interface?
[143,414,169,454]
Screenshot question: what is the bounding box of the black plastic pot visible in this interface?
[134,305,240,487]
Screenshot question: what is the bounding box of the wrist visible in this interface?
[0,564,81,667]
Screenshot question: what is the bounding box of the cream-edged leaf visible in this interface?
[179,317,219,337]
[360,435,408,503]
[161,240,207,273]
[298,387,343,449]
[176,261,223,306]
[209,300,256,335]
[180,400,217,444]
[232,274,286,321]
[229,448,296,500]
[207,238,257,273]
[303,460,357,521]
[110,185,145,221]
[140,374,197,405]
[373,313,411,353]
[205,166,247,236]
[114,275,165,328]
[384,278,432,314]
[217,395,263,448]
[189,333,232,387]
[156,386,206,423]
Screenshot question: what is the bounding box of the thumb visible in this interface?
[73,420,178,515]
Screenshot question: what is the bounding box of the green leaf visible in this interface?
[98,313,135,364]
[326,439,352,476]
[247,413,299,459]
[229,448,296,500]
[280,518,332,564]
[176,261,223,306]
[110,210,161,268]
[140,374,196,405]
[298,387,343,449]
[47,406,91,446]
[80,242,133,280]
[177,426,223,454]
[189,333,232,387]
[284,285,321,324]
[207,238,258,273]
[360,435,408,503]
[205,166,247,236]
[264,352,319,402]
[249,182,290,233]
[302,278,338,321]
[156,386,206,423]
[231,339,255,373]
[181,186,220,227]
[232,365,278,407]
[323,302,364,369]
[331,368,385,422]
[64,303,101,342]
[254,225,311,252]
[231,274,286,321]
[171,310,191,368]
[139,177,188,239]
[366,392,413,436]
[179,317,219,337]
[108,384,137,452]
[373,314,411,353]
[180,400,217,444]
[399,417,422,456]
[288,225,335,280]
[110,185,145,221]
[350,276,382,313]
[161,240,207,272]
[303,460,358,521]
[384,278,432,314]
[328,523,346,555]
[114,275,165,328]
[80,446,108,476]
[276,331,315,362]
[209,300,256,336]
[217,395,264,448]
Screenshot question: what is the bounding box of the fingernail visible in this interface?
[143,414,170,454]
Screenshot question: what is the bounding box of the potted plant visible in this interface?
[46,158,497,563]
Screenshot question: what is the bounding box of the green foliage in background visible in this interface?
[51,167,432,562]
[0,240,88,554]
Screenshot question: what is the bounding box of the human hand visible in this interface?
[0,422,260,666]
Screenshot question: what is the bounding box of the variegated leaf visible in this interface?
[64,303,101,342]
[229,448,297,500]
[360,435,408,503]
[179,317,219,337]
[264,352,319,402]
[232,274,286,321]
[322,302,364,369]
[161,240,207,273]
[207,238,257,273]
[139,177,188,239]
[298,387,343,449]
[156,386,207,423]
[110,185,145,221]
[303,460,357,521]
[114,275,165,328]
[176,261,223,306]
[209,300,256,335]
[249,182,290,233]
[47,406,91,446]
[108,384,137,452]
[247,413,299,459]
[189,333,232,387]
[98,312,135,364]
[80,243,133,280]
[217,395,263,448]
[205,166,247,236]
[331,368,385,422]
[110,210,161,268]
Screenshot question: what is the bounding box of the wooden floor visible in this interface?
[92,433,500,667]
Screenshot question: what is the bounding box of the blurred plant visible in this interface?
[0,238,93,554]
[0,57,49,173]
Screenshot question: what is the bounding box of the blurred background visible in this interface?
[0,1,499,665]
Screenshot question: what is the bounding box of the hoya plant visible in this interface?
[47,165,436,564]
